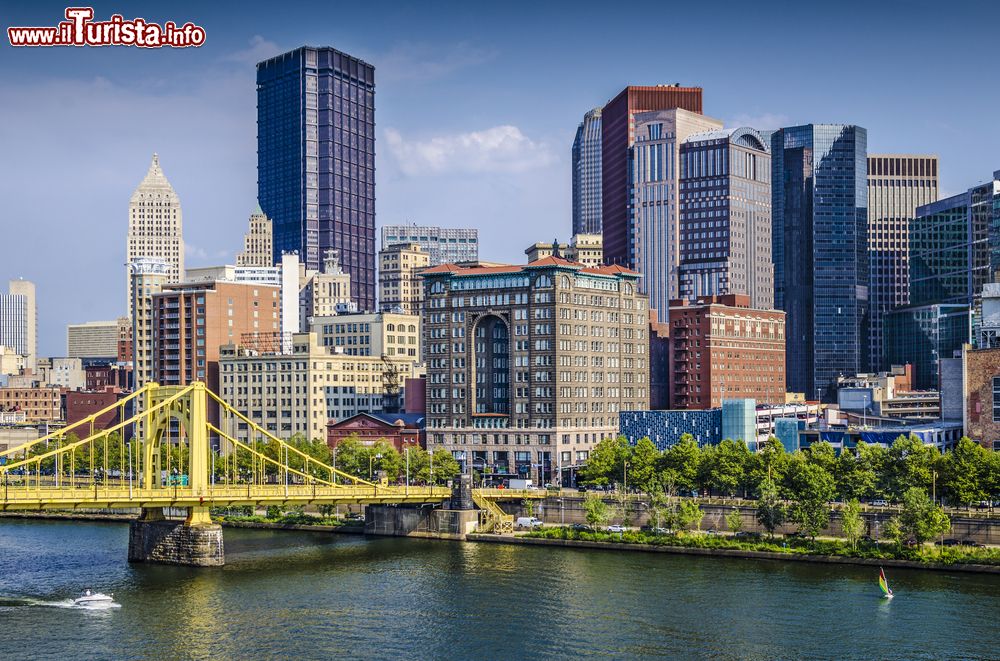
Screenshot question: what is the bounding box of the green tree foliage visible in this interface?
[886,434,940,499]
[899,487,951,544]
[747,436,789,494]
[659,434,700,495]
[805,441,838,477]
[939,437,989,506]
[675,500,703,534]
[840,499,864,551]
[407,447,460,485]
[697,439,750,497]
[628,437,660,494]
[787,461,835,540]
[578,436,630,487]
[647,492,672,531]
[756,478,786,538]
[583,493,610,528]
[835,441,879,502]
[725,508,744,534]
[882,517,904,550]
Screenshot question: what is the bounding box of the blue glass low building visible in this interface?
[721,398,757,448]
[774,417,802,453]
[797,421,962,452]
[885,303,969,389]
[619,409,721,450]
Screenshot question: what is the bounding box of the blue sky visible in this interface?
[1,0,997,355]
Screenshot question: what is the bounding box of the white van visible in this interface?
[515,517,543,529]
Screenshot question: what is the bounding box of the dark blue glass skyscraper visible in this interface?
[771,124,868,401]
[257,46,376,311]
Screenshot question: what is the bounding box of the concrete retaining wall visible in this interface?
[365,505,477,540]
[127,519,224,567]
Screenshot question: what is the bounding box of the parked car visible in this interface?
[515,517,543,530]
[935,538,962,547]
[640,525,670,534]
[571,523,593,532]
[961,539,986,548]
[905,538,919,548]
[606,525,627,533]
[344,512,364,522]
[705,529,718,536]
[870,499,889,507]
[734,531,760,540]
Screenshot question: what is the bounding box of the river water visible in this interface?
[0,519,997,660]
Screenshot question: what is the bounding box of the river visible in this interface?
[0,519,997,660]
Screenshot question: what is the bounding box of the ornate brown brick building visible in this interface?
[962,346,1000,450]
[668,294,785,409]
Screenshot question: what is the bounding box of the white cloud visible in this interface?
[725,112,790,131]
[384,125,555,176]
[222,35,282,65]
[373,41,496,83]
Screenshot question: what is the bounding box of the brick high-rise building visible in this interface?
[129,257,171,388]
[151,280,280,392]
[126,154,184,313]
[866,155,939,371]
[379,242,429,314]
[668,294,786,409]
[601,85,703,268]
[421,256,650,485]
[257,47,376,311]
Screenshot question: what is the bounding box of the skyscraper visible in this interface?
[236,206,274,267]
[771,124,868,400]
[678,127,774,310]
[379,243,429,314]
[257,46,376,311]
[126,154,184,313]
[629,108,723,318]
[0,279,36,371]
[601,85,703,267]
[572,108,602,235]
[128,257,171,388]
[380,225,478,265]
[866,155,939,371]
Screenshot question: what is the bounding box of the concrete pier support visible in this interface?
[127,506,224,566]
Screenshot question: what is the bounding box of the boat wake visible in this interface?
[0,597,121,610]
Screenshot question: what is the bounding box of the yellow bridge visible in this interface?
[0,382,535,565]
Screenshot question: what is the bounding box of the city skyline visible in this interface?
[2,1,999,354]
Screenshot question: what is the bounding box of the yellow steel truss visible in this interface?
[0,382,450,513]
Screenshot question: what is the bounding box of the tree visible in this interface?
[786,461,835,540]
[628,437,661,494]
[939,437,988,506]
[899,487,951,545]
[882,517,904,551]
[647,492,672,532]
[578,436,629,488]
[805,441,838,477]
[331,436,368,479]
[522,499,535,518]
[428,448,461,485]
[841,499,864,551]
[747,436,789,494]
[725,508,744,534]
[835,443,878,502]
[675,500,703,534]
[697,439,749,497]
[659,434,700,495]
[886,434,939,500]
[613,490,634,527]
[583,493,610,529]
[756,478,786,539]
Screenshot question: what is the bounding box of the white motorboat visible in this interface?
[73,589,114,606]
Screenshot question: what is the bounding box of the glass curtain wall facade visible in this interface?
[678,128,773,309]
[572,108,603,235]
[771,124,868,401]
[257,46,376,312]
[866,155,939,371]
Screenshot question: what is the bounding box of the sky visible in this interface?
[1,0,998,355]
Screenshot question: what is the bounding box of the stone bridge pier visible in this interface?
[127,506,224,567]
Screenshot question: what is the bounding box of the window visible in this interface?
[993,377,1000,422]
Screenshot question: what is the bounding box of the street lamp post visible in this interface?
[405,447,410,492]
[623,460,629,494]
[127,442,132,499]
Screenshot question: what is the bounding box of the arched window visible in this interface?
[408,324,417,332]
[624,283,633,296]
[560,275,571,289]
[386,323,395,332]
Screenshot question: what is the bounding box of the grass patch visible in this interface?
[523,527,1000,566]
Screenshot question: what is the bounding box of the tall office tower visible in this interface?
[572,108,603,235]
[128,258,171,387]
[629,109,723,318]
[887,171,1000,388]
[126,154,184,313]
[866,155,939,371]
[380,225,479,265]
[257,46,376,311]
[0,279,36,370]
[601,85,703,267]
[771,124,868,401]
[236,206,274,267]
[67,320,119,359]
[421,257,650,485]
[678,127,774,310]
[379,243,429,314]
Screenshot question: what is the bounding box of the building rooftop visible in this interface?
[420,256,638,278]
